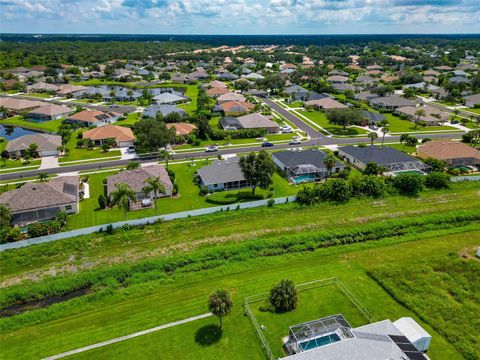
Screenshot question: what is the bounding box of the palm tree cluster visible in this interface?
[269,279,298,312]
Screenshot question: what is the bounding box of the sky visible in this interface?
[0,0,479,35]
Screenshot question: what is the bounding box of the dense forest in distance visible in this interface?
[0,35,480,70]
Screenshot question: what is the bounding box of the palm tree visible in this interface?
[400,133,410,151]
[367,132,378,146]
[159,149,172,170]
[142,176,165,214]
[414,109,426,130]
[127,89,134,102]
[208,289,233,330]
[323,153,337,177]
[381,125,389,147]
[110,182,137,219]
[269,279,298,312]
[37,173,49,182]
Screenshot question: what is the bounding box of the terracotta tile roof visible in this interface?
[206,87,230,97]
[417,141,480,161]
[27,104,74,117]
[0,97,45,111]
[305,97,348,110]
[67,110,120,123]
[166,122,197,136]
[83,124,135,143]
[220,101,254,113]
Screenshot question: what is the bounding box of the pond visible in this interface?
[0,125,41,141]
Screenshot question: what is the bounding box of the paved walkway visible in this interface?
[43,312,213,360]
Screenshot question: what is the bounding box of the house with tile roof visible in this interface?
[82,124,135,147]
[6,133,62,157]
[65,110,121,127]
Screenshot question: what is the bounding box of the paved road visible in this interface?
[43,312,213,360]
[261,97,329,140]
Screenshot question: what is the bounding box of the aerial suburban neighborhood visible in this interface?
[0,2,479,360]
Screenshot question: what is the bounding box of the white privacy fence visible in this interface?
[450,175,480,182]
[0,196,297,251]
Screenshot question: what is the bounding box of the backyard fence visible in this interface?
[0,195,297,251]
[450,175,480,182]
[243,277,374,360]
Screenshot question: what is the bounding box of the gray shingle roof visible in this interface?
[339,145,419,165]
[6,133,62,153]
[107,165,173,195]
[197,158,245,185]
[273,149,344,171]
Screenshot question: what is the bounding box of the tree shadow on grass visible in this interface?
[195,324,223,346]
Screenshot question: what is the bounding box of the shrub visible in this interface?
[98,194,107,209]
[320,178,351,203]
[269,279,297,312]
[425,172,450,189]
[199,186,208,196]
[267,199,275,207]
[354,175,386,198]
[106,224,114,235]
[392,173,424,196]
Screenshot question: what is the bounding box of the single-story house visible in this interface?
[244,72,265,80]
[166,122,197,136]
[370,96,416,110]
[217,72,239,81]
[26,104,74,121]
[26,82,59,93]
[273,149,345,183]
[355,75,376,86]
[217,92,246,104]
[83,124,135,147]
[219,100,255,116]
[417,140,480,167]
[219,112,280,133]
[305,97,348,110]
[107,165,173,203]
[354,91,379,102]
[332,83,355,92]
[56,84,88,97]
[153,92,187,104]
[327,75,349,83]
[463,93,480,108]
[197,158,250,192]
[143,104,186,118]
[338,145,426,173]
[206,80,227,89]
[449,76,470,84]
[359,110,386,124]
[206,87,230,98]
[0,97,45,114]
[0,176,79,227]
[6,133,62,157]
[65,110,121,127]
[395,105,449,126]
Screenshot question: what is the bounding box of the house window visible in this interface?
[214,184,218,188]
[65,205,72,210]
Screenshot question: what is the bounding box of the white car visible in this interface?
[281,125,293,133]
[289,138,301,145]
[205,145,219,152]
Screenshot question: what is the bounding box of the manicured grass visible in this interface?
[115,112,141,126]
[383,113,459,133]
[370,255,480,360]
[0,116,63,133]
[1,227,475,360]
[176,85,199,114]
[0,158,41,171]
[299,111,369,136]
[3,182,479,281]
[65,163,297,230]
[464,108,480,115]
[385,142,417,154]
[58,129,121,163]
[252,283,368,358]
[287,101,304,108]
[24,92,52,98]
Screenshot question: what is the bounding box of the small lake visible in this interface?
[0,125,41,140]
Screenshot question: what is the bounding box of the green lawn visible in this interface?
[465,108,480,115]
[58,129,121,163]
[0,158,41,171]
[299,111,369,136]
[177,84,199,114]
[115,112,141,126]
[383,113,459,133]
[24,93,52,98]
[385,142,417,154]
[0,116,63,133]
[66,163,297,229]
[175,133,295,150]
[251,283,368,358]
[1,227,475,360]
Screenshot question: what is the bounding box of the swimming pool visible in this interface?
[292,175,317,184]
[299,333,341,351]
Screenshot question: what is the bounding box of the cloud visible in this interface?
[0,0,478,34]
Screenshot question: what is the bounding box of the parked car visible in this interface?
[261,142,274,147]
[289,138,301,145]
[451,120,459,124]
[281,125,293,133]
[205,145,218,152]
[127,145,136,153]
